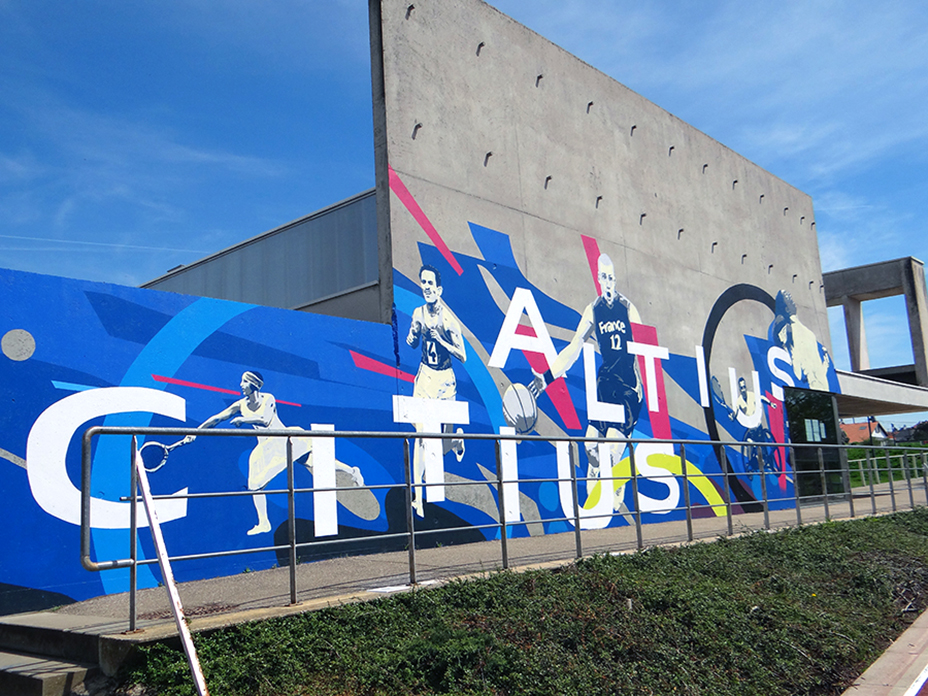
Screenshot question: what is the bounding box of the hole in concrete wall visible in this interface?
[711,242,718,253]
[792,274,798,283]
[820,284,824,293]
[630,125,637,136]
[800,216,805,225]
[783,207,789,216]
[677,228,684,240]
[809,280,814,290]
[411,123,422,140]
[595,195,603,209]
[732,179,738,190]
[759,194,765,203]
[741,254,748,265]
[768,264,774,274]
[668,146,675,156]
[811,222,816,231]
[702,164,709,173]
[544,175,552,189]
[536,74,543,87]
[639,213,647,225]
[405,4,415,19]
[484,152,493,167]
[476,42,485,56]
[587,101,594,113]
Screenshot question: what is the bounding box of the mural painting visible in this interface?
[0,186,839,611]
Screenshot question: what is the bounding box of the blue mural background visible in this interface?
[0,218,840,612]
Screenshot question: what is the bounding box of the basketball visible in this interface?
[502,383,538,434]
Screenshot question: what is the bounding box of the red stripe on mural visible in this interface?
[350,350,416,384]
[765,391,788,490]
[151,374,302,407]
[388,164,464,276]
[580,234,602,295]
[629,324,671,439]
[513,325,582,431]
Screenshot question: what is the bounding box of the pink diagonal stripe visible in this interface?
[580,234,602,295]
[629,324,670,439]
[151,374,301,407]
[388,165,464,276]
[350,350,416,384]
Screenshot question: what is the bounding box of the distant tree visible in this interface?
[913,420,928,442]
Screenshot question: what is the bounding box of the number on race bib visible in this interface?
[427,340,439,366]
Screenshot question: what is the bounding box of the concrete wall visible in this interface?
[373,0,836,450]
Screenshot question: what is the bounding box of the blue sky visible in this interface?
[2,1,927,423]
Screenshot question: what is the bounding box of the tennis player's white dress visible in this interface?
[242,394,312,490]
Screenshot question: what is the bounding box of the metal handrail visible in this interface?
[80,425,928,630]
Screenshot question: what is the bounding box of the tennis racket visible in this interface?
[138,439,186,473]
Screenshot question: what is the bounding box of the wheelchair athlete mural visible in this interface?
[0,209,838,612]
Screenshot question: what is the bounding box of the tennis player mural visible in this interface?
[179,370,369,535]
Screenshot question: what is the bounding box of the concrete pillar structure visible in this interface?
[902,259,928,386]
[824,257,928,387]
[840,296,869,372]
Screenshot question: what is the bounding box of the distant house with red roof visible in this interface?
[840,420,889,444]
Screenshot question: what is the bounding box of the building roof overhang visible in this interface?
[835,369,928,418]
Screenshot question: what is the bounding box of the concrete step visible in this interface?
[0,614,109,665]
[0,648,97,696]
[0,613,135,679]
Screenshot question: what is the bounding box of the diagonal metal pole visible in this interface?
[135,450,209,696]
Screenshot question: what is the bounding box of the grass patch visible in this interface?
[121,509,928,695]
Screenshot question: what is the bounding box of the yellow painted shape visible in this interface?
[583,452,728,517]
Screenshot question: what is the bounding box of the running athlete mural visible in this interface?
[405,264,466,517]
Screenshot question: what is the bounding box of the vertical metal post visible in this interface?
[403,438,417,585]
[887,451,897,513]
[129,436,138,633]
[570,442,583,559]
[680,444,693,542]
[287,437,297,605]
[866,451,877,515]
[790,447,802,526]
[759,455,770,530]
[818,448,830,521]
[629,444,643,550]
[905,453,915,510]
[721,447,734,536]
[494,439,509,570]
[922,453,928,504]
[841,446,855,519]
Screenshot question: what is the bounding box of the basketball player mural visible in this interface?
[406,264,467,517]
[181,371,365,535]
[530,253,644,489]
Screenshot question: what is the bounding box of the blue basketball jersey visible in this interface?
[592,296,636,378]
